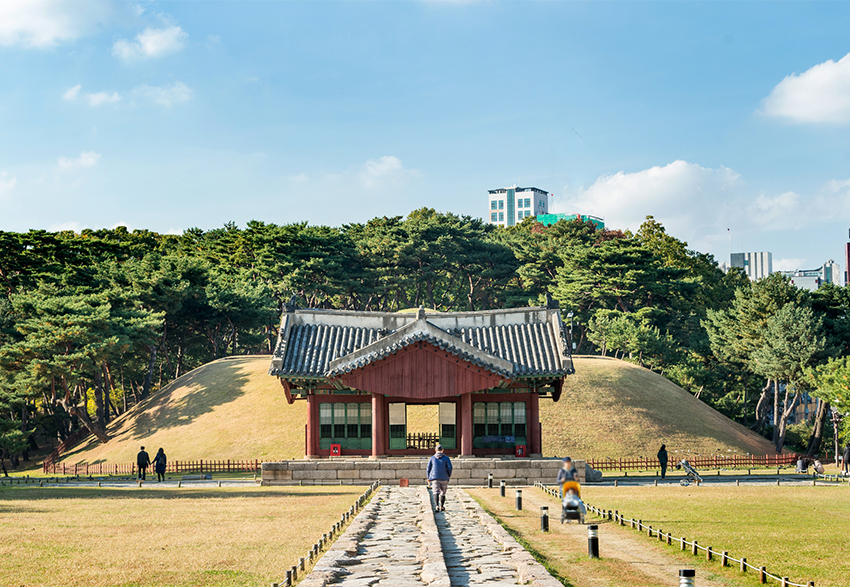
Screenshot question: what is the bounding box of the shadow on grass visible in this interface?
[62,358,256,460]
[0,487,362,501]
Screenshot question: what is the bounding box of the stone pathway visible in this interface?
[436,491,531,587]
[299,485,560,587]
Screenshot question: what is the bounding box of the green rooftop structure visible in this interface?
[536,213,605,230]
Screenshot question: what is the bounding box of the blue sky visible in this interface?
[2,1,850,274]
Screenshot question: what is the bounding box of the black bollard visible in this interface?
[588,524,599,558]
[488,473,493,488]
[678,569,695,586]
[515,489,522,511]
[540,506,549,532]
[500,479,506,497]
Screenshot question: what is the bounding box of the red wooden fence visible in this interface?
[43,459,260,476]
[585,453,806,472]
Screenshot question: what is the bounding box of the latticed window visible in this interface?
[473,403,486,437]
[320,404,332,439]
[359,402,371,438]
[513,402,526,438]
[500,403,513,436]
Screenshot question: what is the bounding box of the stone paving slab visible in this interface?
[298,484,559,587]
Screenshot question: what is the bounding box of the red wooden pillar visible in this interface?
[306,394,320,457]
[529,391,541,455]
[372,393,386,457]
[460,392,473,456]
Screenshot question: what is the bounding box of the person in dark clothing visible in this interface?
[557,457,578,498]
[657,444,669,479]
[843,444,850,475]
[152,448,167,482]
[137,446,151,480]
[426,445,452,512]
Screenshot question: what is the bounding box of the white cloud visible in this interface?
[359,156,421,189]
[112,25,187,61]
[63,84,121,107]
[48,221,82,233]
[556,160,742,243]
[761,53,850,124]
[86,91,121,106]
[773,258,809,272]
[63,84,81,101]
[57,151,101,171]
[288,173,308,183]
[0,0,109,48]
[133,82,193,107]
[0,172,17,198]
[745,179,850,231]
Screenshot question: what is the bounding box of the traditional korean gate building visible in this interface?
[268,300,574,459]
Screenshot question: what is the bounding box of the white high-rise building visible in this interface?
[730,251,772,281]
[487,186,550,227]
[777,259,842,291]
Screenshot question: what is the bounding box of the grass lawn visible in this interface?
[0,484,365,587]
[581,484,849,586]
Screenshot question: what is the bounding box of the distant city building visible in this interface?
[777,259,842,291]
[487,186,550,227]
[730,251,772,281]
[846,228,850,285]
[536,213,605,230]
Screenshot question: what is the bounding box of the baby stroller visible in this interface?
[677,459,703,486]
[560,481,586,524]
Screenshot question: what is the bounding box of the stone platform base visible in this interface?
[261,457,585,486]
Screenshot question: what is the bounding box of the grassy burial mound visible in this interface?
[63,356,306,466]
[542,356,776,460]
[61,354,776,467]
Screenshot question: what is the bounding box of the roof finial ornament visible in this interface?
[284,292,299,313]
[417,305,426,320]
[545,292,559,309]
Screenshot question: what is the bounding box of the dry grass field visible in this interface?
[62,356,307,466]
[579,483,850,587]
[53,354,776,469]
[0,484,363,587]
[541,356,776,459]
[471,483,849,587]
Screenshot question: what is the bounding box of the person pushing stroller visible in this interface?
[557,457,586,524]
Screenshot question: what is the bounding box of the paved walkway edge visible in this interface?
[298,487,384,587]
[457,488,562,587]
[418,486,451,587]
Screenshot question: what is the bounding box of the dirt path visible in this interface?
[466,487,742,587]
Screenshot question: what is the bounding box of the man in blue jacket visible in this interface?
[426,444,452,512]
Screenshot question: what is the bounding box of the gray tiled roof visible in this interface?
[448,323,563,377]
[270,306,573,380]
[279,324,382,377]
[325,329,513,378]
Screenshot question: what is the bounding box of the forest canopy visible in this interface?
[1,211,847,470]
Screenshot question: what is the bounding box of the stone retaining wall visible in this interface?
[261,457,585,486]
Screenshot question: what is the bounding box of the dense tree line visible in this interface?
[0,210,848,471]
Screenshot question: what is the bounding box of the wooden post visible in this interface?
[692,540,698,555]
[460,392,473,456]
[372,393,385,457]
[528,392,541,455]
[721,551,728,566]
[306,394,320,457]
[760,567,767,583]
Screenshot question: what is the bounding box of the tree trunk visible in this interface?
[93,371,107,429]
[806,400,829,457]
[56,377,110,444]
[751,379,772,434]
[772,380,781,447]
[142,344,157,400]
[774,387,800,454]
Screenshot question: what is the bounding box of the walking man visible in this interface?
[137,446,151,481]
[427,444,452,512]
